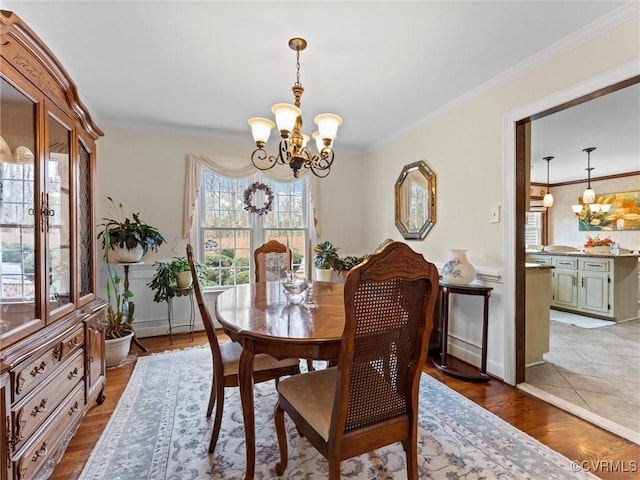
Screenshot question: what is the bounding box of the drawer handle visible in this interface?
[89,356,94,363]
[53,345,62,360]
[67,337,81,348]
[30,362,47,377]
[31,398,47,417]
[31,441,48,462]
[67,367,80,380]
[68,401,80,415]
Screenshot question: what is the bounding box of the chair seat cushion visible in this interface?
[220,340,299,376]
[277,367,337,441]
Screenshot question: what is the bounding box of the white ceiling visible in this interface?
[3,1,638,183]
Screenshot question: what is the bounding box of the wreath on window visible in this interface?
[243,182,274,215]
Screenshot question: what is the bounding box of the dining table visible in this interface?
[215,280,346,480]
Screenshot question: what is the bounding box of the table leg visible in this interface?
[480,294,490,375]
[238,346,256,480]
[440,289,450,368]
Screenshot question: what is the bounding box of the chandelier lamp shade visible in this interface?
[248,38,343,178]
[542,156,554,208]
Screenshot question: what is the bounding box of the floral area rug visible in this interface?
[79,347,596,480]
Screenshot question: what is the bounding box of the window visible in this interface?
[197,171,309,286]
[1,162,36,299]
[525,211,546,246]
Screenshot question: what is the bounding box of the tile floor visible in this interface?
[525,313,640,436]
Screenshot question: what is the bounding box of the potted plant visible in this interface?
[98,197,166,263]
[314,241,339,282]
[104,265,135,367]
[147,256,205,305]
[335,254,368,279]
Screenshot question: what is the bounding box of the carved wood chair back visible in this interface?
[274,240,439,479]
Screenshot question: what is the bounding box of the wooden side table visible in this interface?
[432,281,493,381]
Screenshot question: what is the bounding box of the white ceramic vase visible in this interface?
[106,245,144,263]
[315,267,333,282]
[105,332,134,367]
[441,249,476,285]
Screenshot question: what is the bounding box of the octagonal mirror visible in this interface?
[395,160,436,240]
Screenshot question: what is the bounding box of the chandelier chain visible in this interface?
[295,48,302,88]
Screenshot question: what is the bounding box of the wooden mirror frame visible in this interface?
[394,160,436,240]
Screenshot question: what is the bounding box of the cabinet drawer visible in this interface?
[14,382,84,480]
[580,259,610,272]
[554,257,578,269]
[55,325,84,364]
[13,349,56,402]
[12,351,84,453]
[529,255,552,266]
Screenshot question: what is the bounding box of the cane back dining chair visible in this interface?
[253,239,316,371]
[185,244,300,453]
[273,241,439,479]
[254,239,292,282]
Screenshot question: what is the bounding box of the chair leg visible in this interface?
[206,378,217,418]
[274,401,288,476]
[208,384,225,453]
[328,458,341,480]
[403,437,418,480]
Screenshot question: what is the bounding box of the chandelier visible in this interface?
[248,38,342,178]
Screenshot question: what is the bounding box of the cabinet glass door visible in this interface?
[78,139,94,299]
[0,77,39,340]
[47,115,73,316]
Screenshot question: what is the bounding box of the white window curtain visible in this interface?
[183,153,320,242]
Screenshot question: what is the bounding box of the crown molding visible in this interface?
[371,1,640,153]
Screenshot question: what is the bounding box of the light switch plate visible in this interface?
[491,206,500,223]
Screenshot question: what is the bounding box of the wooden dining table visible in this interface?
[215,280,345,480]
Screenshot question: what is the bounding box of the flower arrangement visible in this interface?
[584,235,615,249]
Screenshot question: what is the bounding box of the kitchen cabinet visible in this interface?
[552,257,579,309]
[1,10,106,479]
[528,252,639,322]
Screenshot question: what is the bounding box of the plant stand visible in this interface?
[117,262,149,352]
[166,287,196,344]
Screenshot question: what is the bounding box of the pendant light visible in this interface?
[542,156,554,207]
[582,147,596,204]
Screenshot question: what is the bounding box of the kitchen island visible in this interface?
[527,250,639,322]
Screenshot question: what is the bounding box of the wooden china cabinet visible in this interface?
[0,10,107,480]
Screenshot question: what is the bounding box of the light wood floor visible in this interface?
[50,332,640,480]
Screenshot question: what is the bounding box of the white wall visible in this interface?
[96,128,365,336]
[362,14,639,382]
[549,175,640,250]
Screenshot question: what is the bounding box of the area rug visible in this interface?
[550,309,615,329]
[78,347,597,480]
